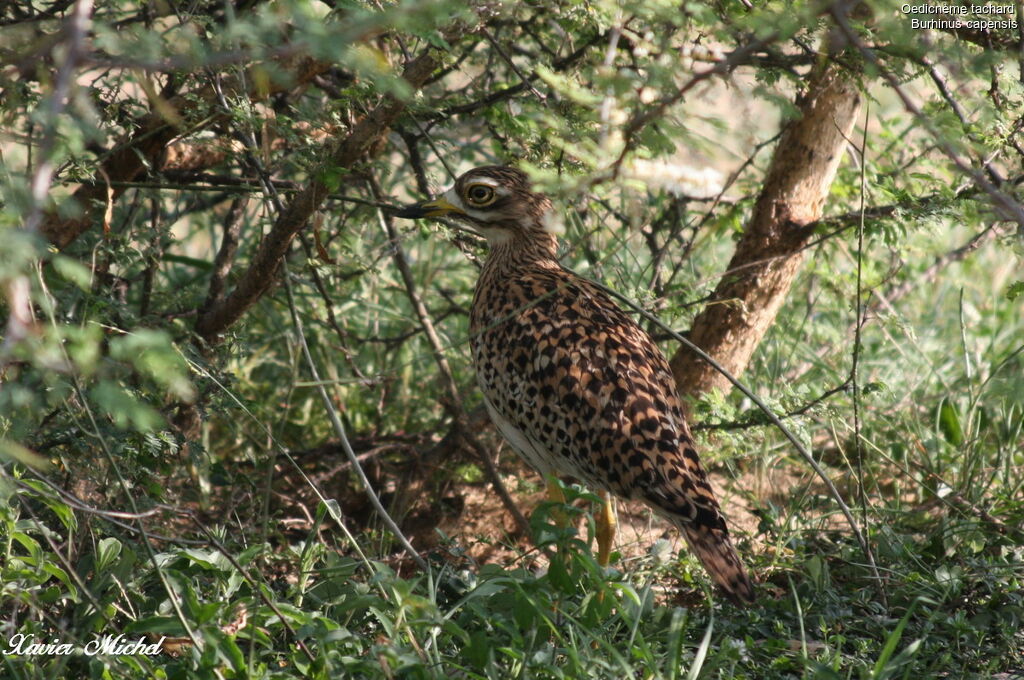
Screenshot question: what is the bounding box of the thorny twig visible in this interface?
[828,8,1024,227]
[4,0,93,369]
[692,379,853,432]
[608,35,778,179]
[205,70,430,571]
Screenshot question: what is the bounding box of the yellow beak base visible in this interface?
[393,196,464,219]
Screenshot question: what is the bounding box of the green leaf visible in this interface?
[89,382,163,432]
[95,537,122,573]
[125,616,189,636]
[465,629,490,670]
[871,599,925,679]
[109,329,196,401]
[40,562,79,600]
[50,254,92,290]
[180,548,229,571]
[938,398,964,447]
[19,480,77,531]
[161,253,213,270]
[686,612,714,680]
[1006,280,1024,301]
[666,607,688,680]
[11,531,42,562]
[320,499,343,524]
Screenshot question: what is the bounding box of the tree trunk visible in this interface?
[670,63,862,398]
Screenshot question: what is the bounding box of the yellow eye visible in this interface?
[465,184,496,206]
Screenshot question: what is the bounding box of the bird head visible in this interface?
[394,166,559,246]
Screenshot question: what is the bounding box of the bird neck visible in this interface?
[483,232,559,271]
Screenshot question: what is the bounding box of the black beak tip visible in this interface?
[391,204,425,219]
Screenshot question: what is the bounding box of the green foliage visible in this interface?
[2,0,1023,678]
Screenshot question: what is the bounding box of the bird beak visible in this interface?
[393,196,464,219]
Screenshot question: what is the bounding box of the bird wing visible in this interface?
[473,266,725,530]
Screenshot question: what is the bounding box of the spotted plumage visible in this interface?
[396,166,755,603]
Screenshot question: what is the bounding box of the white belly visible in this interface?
[482,395,558,478]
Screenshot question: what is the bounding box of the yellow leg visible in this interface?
[545,477,568,527]
[546,477,566,504]
[595,490,616,567]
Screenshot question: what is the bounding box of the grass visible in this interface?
[3,478,1021,678]
[2,197,1022,679]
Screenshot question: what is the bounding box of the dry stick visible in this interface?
[282,268,429,572]
[4,490,164,674]
[194,48,439,339]
[139,198,162,317]
[371,178,532,537]
[479,26,548,104]
[183,52,441,569]
[656,131,784,295]
[922,56,1005,186]
[407,116,458,181]
[880,222,1008,307]
[698,176,1020,303]
[207,149,427,574]
[201,69,429,573]
[69,375,205,651]
[691,379,852,432]
[197,67,292,564]
[851,99,870,533]
[74,177,395,209]
[180,352,397,583]
[578,273,887,602]
[297,233,372,382]
[787,213,1012,388]
[431,29,607,120]
[10,473,209,545]
[609,34,777,178]
[200,195,248,314]
[22,0,93,234]
[39,57,331,250]
[671,62,863,398]
[7,478,113,627]
[12,0,203,651]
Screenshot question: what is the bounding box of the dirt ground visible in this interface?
[423,455,828,571]
[231,431,862,587]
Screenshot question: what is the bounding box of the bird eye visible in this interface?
[465,184,496,206]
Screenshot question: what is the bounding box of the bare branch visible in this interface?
[200,196,248,315]
[38,53,332,249]
[194,49,441,340]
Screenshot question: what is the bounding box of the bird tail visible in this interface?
[674,519,756,604]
